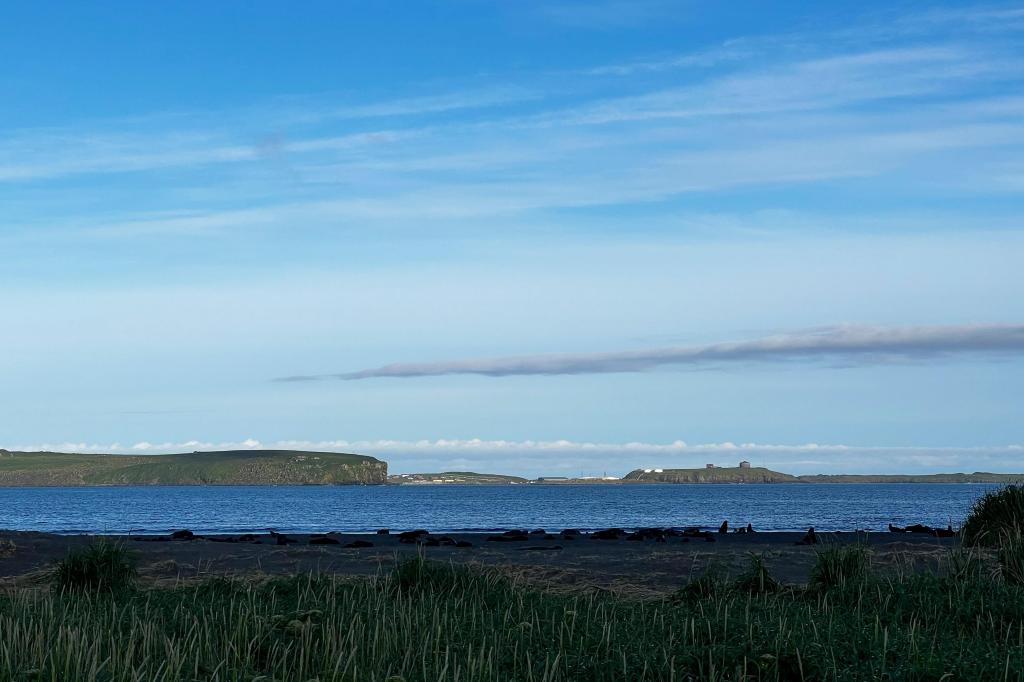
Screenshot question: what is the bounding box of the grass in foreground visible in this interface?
[52,541,136,594]
[0,549,1018,681]
[962,484,1024,547]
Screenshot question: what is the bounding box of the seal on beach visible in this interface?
[310,534,341,545]
[797,527,818,545]
[591,528,624,540]
[487,531,528,542]
[398,530,430,543]
[270,530,297,546]
[890,523,956,538]
[343,540,374,548]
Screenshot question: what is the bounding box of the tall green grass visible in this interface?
[962,484,1024,546]
[732,553,783,595]
[52,541,137,594]
[808,543,871,592]
[0,554,1018,680]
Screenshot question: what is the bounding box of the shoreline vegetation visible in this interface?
[2,449,1023,486]
[2,528,1021,680]
[0,487,1018,679]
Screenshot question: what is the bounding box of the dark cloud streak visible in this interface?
[275,324,1024,382]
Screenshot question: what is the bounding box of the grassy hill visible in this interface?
[389,471,529,484]
[0,449,387,486]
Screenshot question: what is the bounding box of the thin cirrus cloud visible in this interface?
[277,324,1024,382]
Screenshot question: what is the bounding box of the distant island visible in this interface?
[388,465,1024,485]
[0,449,387,486]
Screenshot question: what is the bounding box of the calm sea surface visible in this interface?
[0,483,996,534]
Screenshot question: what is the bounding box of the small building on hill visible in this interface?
[706,463,715,469]
[739,460,751,469]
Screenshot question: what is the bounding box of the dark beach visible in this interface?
[0,528,962,595]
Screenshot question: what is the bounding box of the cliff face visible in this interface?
[0,450,387,486]
[623,467,798,483]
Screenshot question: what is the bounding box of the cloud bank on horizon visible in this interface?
[278,324,1024,381]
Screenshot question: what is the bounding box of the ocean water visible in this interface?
[0,483,996,535]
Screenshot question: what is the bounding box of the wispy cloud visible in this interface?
[23,112,1020,242]
[0,86,529,183]
[585,42,754,76]
[562,46,1008,125]
[280,324,1024,381]
[283,87,539,124]
[0,128,415,183]
[4,26,1022,239]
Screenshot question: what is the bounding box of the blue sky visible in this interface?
[2,1,1023,476]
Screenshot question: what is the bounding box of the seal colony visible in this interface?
[0,525,962,594]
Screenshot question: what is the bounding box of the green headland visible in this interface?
[0,449,387,486]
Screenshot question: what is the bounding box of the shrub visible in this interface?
[809,544,870,592]
[733,553,782,594]
[391,555,476,594]
[53,542,136,594]
[674,561,729,601]
[962,485,1024,547]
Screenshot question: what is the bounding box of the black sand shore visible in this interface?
[0,529,962,594]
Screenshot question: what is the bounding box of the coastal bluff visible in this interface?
[0,449,387,486]
[624,466,797,483]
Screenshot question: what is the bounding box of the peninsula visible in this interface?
[0,449,387,486]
